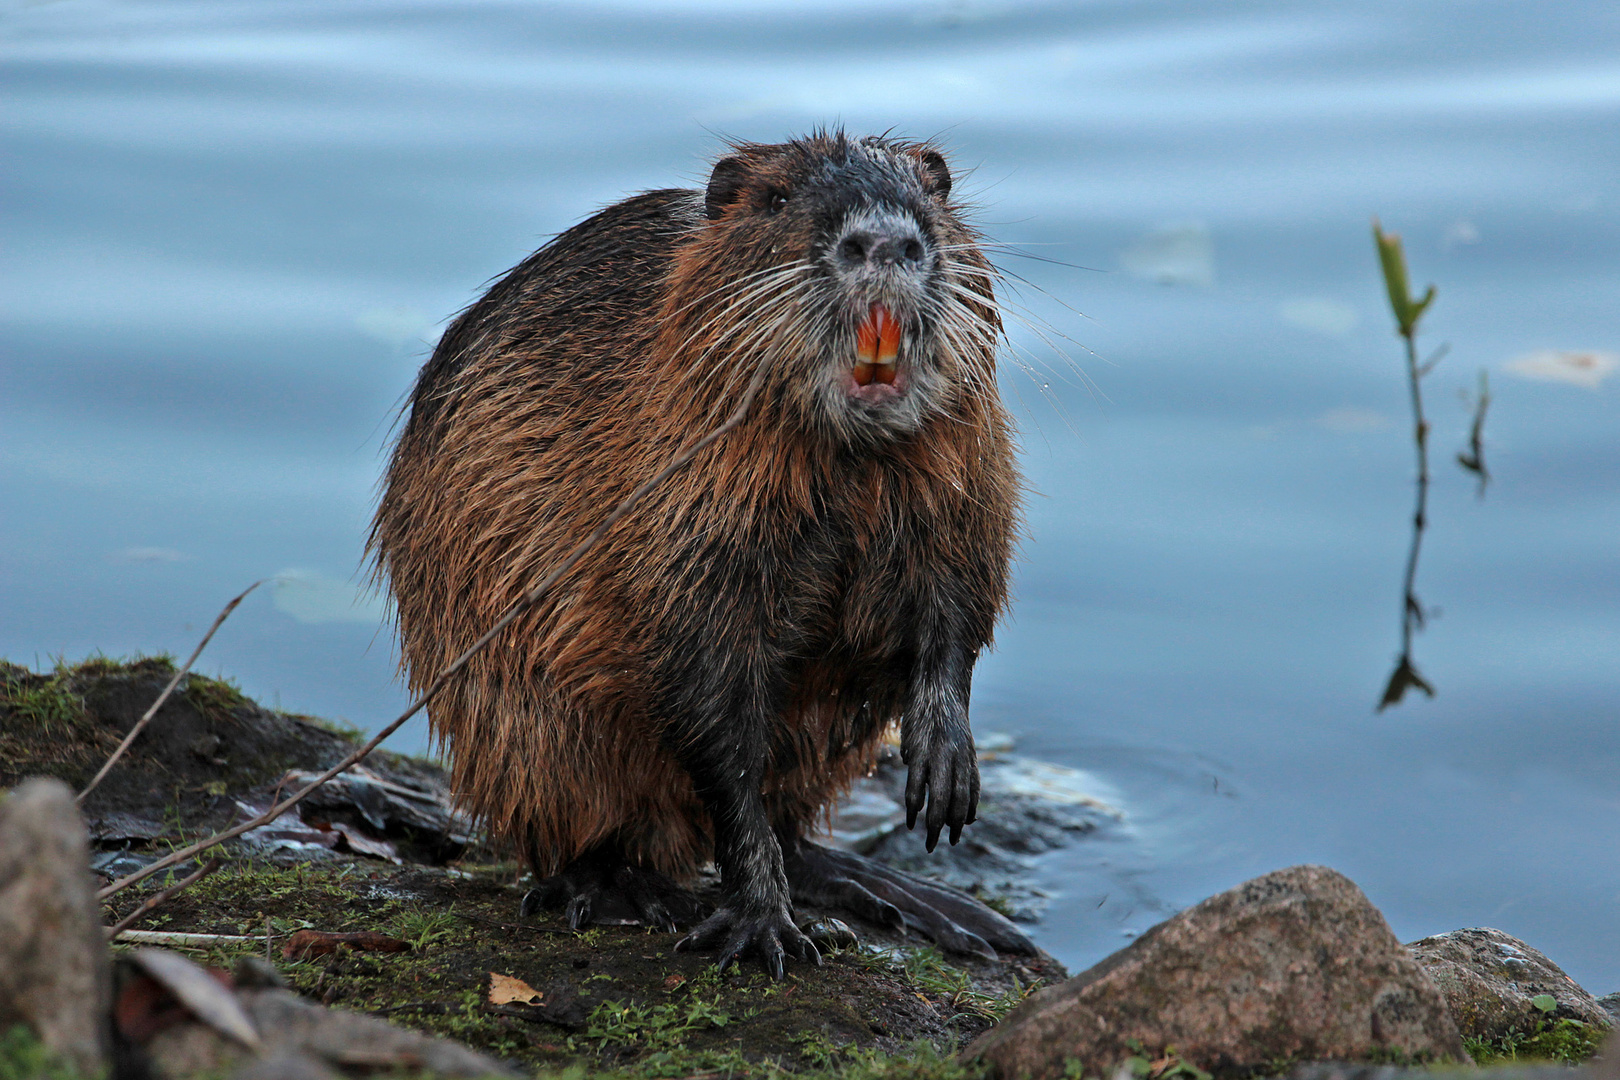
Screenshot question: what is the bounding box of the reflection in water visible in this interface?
[1456,371,1491,499]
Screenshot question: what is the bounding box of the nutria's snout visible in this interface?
[827,209,936,407]
[833,211,929,276]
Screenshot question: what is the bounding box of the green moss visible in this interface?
[0,1025,101,1080]
[1464,1017,1606,1066]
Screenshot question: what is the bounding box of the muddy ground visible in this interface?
[1,656,1067,1077]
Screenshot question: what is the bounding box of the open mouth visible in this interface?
[852,303,902,387]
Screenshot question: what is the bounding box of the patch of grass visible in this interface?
[1120,1040,1211,1080]
[0,667,86,733]
[392,906,460,950]
[63,653,176,681]
[296,713,366,742]
[436,990,526,1059]
[183,673,250,719]
[189,861,356,906]
[1464,1017,1606,1066]
[802,1042,988,1080]
[972,891,1017,920]
[846,945,1035,1024]
[0,1025,99,1080]
[580,993,749,1077]
[791,1030,846,1069]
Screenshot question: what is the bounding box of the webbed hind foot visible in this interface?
[783,838,1035,960]
[521,844,706,932]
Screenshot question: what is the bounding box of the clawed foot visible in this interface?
[784,839,1035,960]
[675,903,821,979]
[521,846,706,931]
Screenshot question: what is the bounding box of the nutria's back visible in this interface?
[371,132,1018,905]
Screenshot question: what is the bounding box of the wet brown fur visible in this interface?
[371,132,1018,881]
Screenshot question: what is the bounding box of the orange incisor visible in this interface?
[853,304,902,386]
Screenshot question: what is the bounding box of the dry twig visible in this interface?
[97,367,769,902]
[111,930,260,947]
[79,582,262,802]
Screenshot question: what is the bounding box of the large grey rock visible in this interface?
[964,866,1468,1080]
[1407,927,1613,1039]
[0,778,112,1078]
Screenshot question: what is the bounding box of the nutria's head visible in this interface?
[662,130,1001,444]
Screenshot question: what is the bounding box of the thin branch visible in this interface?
[104,857,223,938]
[97,365,770,902]
[79,582,262,803]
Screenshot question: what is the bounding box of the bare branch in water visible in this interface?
[78,582,262,803]
[97,365,771,901]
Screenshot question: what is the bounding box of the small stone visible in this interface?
[964,865,1467,1080]
[0,778,112,1078]
[1407,928,1614,1039]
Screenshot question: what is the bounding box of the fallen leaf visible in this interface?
[281,929,411,961]
[488,972,544,1007]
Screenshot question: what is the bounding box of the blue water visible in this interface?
[4,1,1617,989]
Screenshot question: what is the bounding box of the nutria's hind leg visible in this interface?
[521,844,706,932]
[782,837,1036,961]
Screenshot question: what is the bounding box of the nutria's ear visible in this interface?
[917,148,952,199]
[706,155,751,221]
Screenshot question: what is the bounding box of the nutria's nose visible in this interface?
[835,216,927,272]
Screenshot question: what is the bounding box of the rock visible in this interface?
[237,988,519,1077]
[1600,993,1620,1022]
[134,979,520,1078]
[1407,928,1614,1039]
[0,778,112,1078]
[964,865,1468,1080]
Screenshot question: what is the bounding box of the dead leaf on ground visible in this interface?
[488,972,544,1007]
[280,929,410,961]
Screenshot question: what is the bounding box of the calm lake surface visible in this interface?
[5,0,1617,988]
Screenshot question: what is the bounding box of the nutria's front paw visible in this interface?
[674,904,821,979]
[903,728,980,851]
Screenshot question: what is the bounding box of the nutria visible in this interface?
[370,130,1033,975]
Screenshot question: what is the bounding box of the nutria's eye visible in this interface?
[766,190,789,216]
